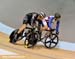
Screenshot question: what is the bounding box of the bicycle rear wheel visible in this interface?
[24,32,38,48]
[9,29,23,43]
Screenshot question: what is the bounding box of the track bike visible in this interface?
[24,27,59,48]
[9,26,59,48]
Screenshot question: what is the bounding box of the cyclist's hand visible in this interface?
[47,28,50,30]
[50,29,55,31]
[56,32,59,35]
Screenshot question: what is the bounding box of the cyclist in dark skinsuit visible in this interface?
[42,13,61,34]
[10,12,46,44]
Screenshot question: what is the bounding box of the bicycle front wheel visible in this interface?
[44,34,59,49]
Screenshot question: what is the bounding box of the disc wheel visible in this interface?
[24,32,38,48]
[9,29,23,43]
[44,34,59,49]
[9,29,18,43]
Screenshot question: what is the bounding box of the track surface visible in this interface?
[0,32,75,59]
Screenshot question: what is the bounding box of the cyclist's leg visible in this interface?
[16,16,28,41]
[17,16,28,34]
[11,16,28,44]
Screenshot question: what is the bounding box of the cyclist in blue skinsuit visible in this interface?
[42,13,61,34]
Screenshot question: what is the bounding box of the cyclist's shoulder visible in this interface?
[44,16,54,19]
[49,15,54,18]
[48,16,54,21]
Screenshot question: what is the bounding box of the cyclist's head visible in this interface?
[38,12,46,20]
[54,12,61,19]
[39,12,46,18]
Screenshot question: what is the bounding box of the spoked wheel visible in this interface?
[44,34,59,49]
[9,29,24,43]
[24,32,38,48]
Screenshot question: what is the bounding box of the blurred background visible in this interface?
[0,0,75,43]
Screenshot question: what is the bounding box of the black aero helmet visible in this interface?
[54,12,61,18]
[39,12,46,17]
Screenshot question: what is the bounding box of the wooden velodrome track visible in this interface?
[0,32,75,59]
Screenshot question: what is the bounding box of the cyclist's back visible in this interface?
[23,12,39,26]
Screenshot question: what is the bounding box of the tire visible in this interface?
[9,29,24,43]
[24,32,38,48]
[44,34,59,49]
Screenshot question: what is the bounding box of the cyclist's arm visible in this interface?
[41,19,49,30]
[18,24,27,34]
[48,18,53,29]
[31,14,37,26]
[17,16,28,34]
[56,20,60,33]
